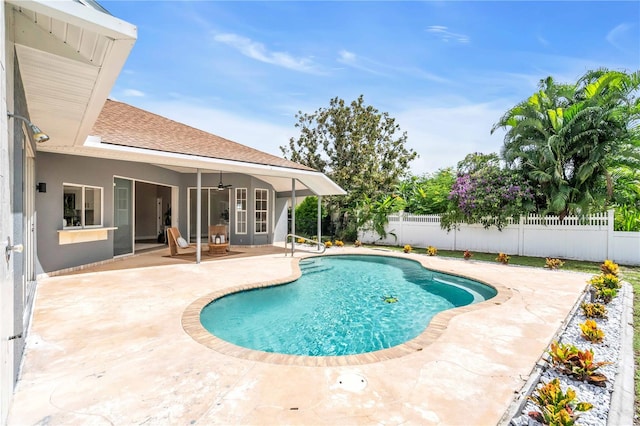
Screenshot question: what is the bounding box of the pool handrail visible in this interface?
[285,234,326,257]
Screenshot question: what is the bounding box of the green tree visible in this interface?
[281,95,417,239]
[399,168,455,214]
[493,69,640,219]
[294,196,328,237]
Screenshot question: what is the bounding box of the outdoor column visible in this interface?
[291,179,296,256]
[196,168,201,264]
[317,195,322,251]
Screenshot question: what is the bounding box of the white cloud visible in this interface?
[395,102,509,174]
[213,32,320,73]
[606,23,632,51]
[537,35,549,46]
[336,49,386,75]
[123,89,145,97]
[426,26,470,43]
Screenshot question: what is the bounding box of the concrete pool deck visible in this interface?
[8,247,590,425]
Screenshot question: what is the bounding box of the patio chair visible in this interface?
[208,225,229,256]
[166,227,197,257]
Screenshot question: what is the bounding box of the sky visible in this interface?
[102,1,640,175]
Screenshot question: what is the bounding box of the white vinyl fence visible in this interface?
[358,210,640,266]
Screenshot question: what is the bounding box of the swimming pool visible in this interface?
[199,255,496,356]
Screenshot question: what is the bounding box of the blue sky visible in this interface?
[103,1,639,175]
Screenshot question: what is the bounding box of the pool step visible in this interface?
[301,266,333,275]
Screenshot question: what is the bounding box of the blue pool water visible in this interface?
[200,255,496,356]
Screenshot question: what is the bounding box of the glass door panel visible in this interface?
[113,177,133,256]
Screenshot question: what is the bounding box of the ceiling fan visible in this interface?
[216,171,232,191]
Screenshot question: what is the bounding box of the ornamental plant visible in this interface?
[580,302,607,319]
[334,240,344,247]
[297,237,305,244]
[547,341,610,386]
[589,273,620,289]
[463,250,473,260]
[496,252,510,264]
[354,240,362,247]
[426,246,437,256]
[545,258,565,270]
[596,288,618,304]
[600,259,619,276]
[579,319,604,343]
[441,165,535,231]
[528,378,592,426]
[324,241,333,248]
[403,244,412,253]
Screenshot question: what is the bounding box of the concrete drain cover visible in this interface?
[336,373,367,391]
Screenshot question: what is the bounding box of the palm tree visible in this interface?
[492,69,640,219]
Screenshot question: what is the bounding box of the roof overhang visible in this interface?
[39,138,347,197]
[8,0,137,146]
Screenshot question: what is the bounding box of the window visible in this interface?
[63,184,103,228]
[255,188,268,234]
[235,188,247,234]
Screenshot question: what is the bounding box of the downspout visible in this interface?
[196,168,201,264]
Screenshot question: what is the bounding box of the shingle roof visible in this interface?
[91,99,314,172]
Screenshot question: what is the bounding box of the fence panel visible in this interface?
[455,224,520,254]
[357,210,639,265]
[612,232,640,265]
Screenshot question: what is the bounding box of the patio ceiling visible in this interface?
[8,0,136,146]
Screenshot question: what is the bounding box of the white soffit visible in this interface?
[9,0,136,146]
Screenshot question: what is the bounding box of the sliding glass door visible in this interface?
[188,188,229,241]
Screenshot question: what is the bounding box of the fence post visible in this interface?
[607,209,614,260]
[398,211,404,246]
[518,215,525,256]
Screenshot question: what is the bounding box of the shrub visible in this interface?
[596,287,618,304]
[426,246,437,256]
[354,240,362,247]
[545,258,565,270]
[580,302,607,319]
[334,240,344,247]
[547,341,610,386]
[463,250,473,260]
[297,237,306,244]
[528,378,592,426]
[589,273,620,289]
[496,252,510,264]
[579,319,604,343]
[600,259,619,276]
[324,241,333,248]
[403,244,412,253]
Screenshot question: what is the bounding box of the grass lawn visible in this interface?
[364,244,640,417]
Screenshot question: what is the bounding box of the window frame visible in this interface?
[63,183,104,229]
[235,187,247,235]
[254,188,268,234]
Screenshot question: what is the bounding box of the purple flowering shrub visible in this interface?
[441,168,535,230]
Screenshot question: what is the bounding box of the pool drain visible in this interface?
[336,373,367,391]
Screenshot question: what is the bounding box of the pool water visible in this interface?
[200,255,496,356]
